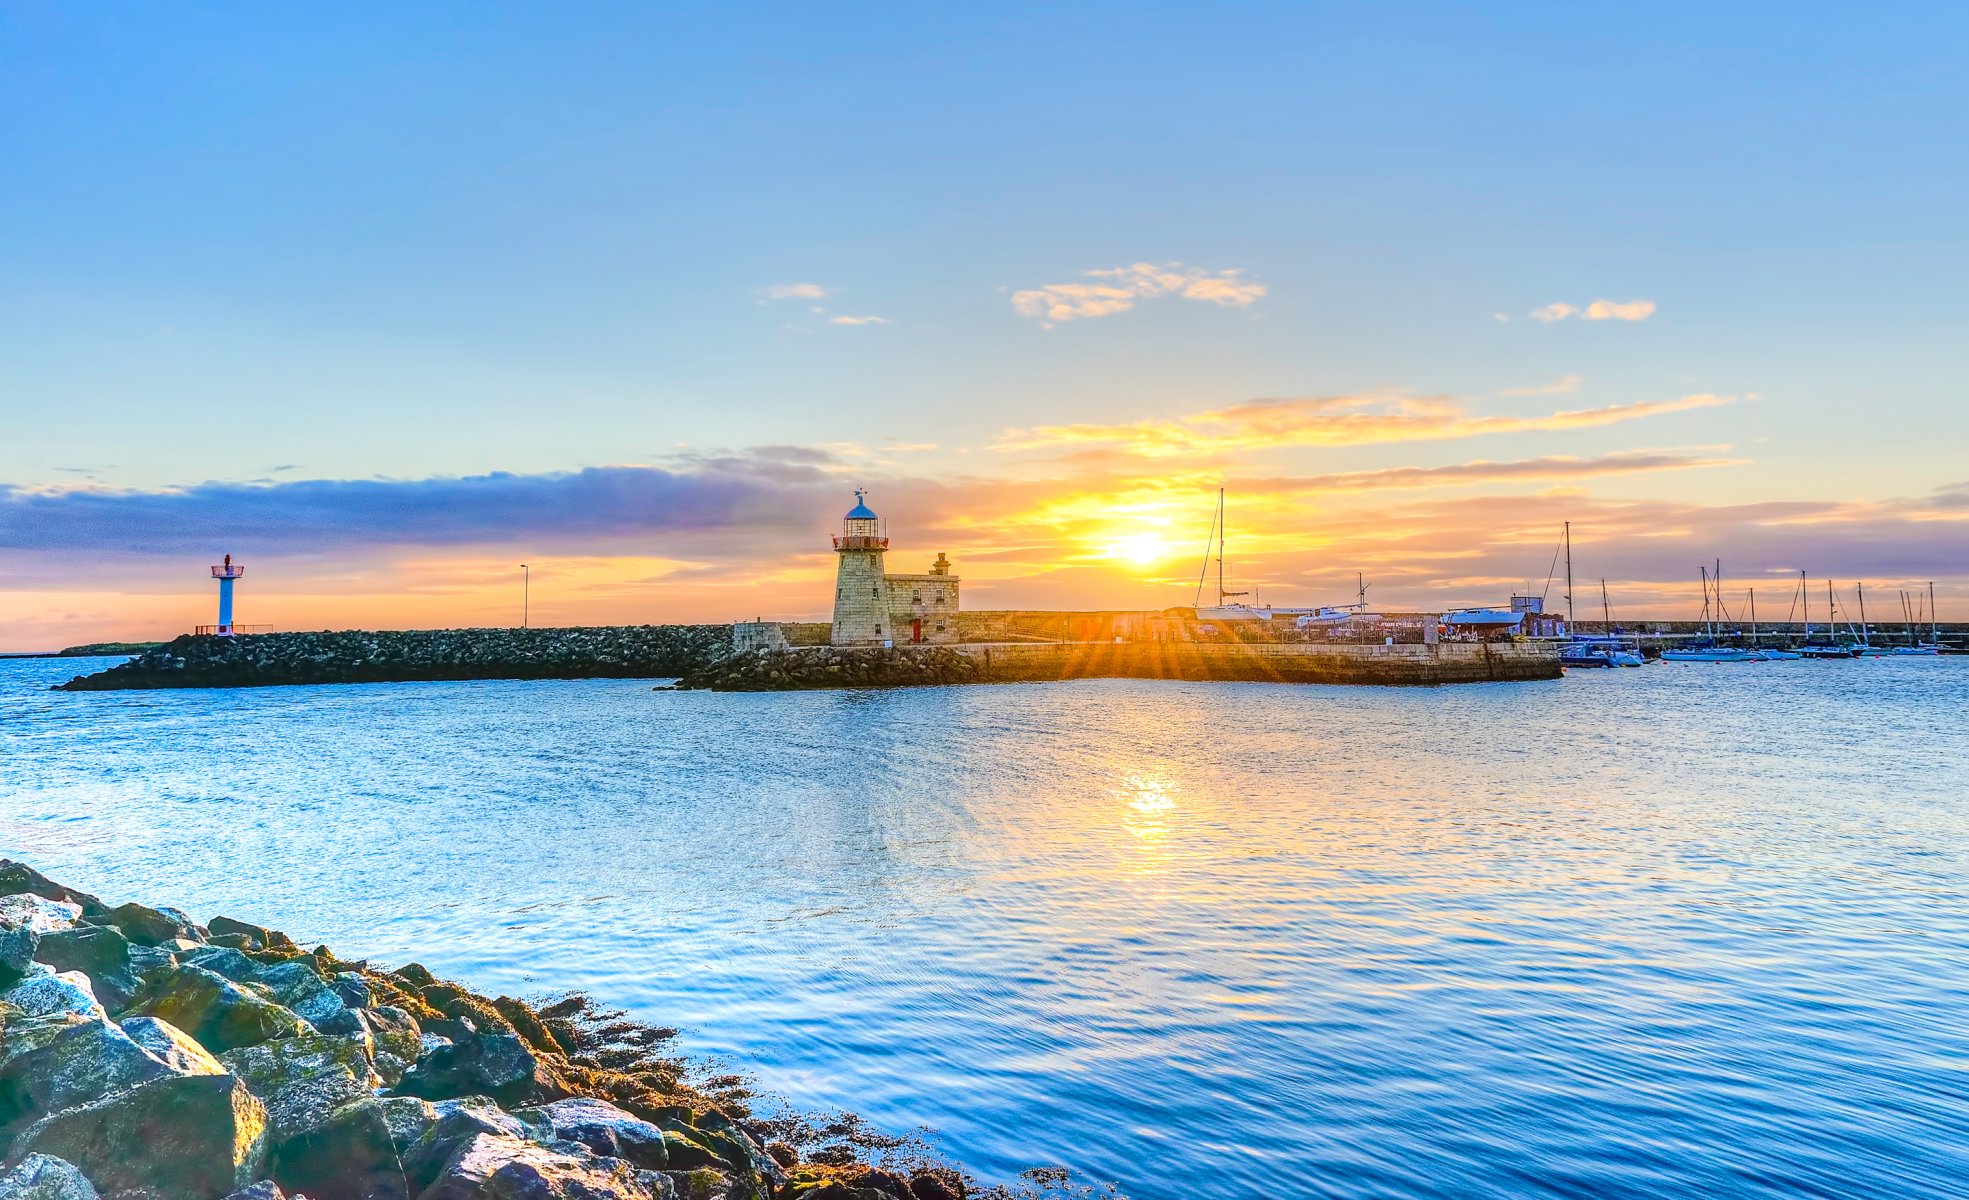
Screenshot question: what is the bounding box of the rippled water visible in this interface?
[4,655,1967,1197]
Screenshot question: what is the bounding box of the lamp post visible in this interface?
[521,564,529,629]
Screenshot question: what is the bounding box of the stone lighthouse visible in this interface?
[829,491,961,647]
[831,491,890,646]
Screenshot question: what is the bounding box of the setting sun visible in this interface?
[1103,532,1175,566]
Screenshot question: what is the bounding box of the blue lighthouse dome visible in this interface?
[845,490,878,519]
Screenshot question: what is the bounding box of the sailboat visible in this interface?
[1748,585,1800,659]
[1797,575,1860,658]
[1891,582,1942,654]
[1852,582,1892,656]
[1191,489,1311,622]
[1561,570,1644,667]
[1663,564,1760,661]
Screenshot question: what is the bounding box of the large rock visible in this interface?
[32,927,144,1011]
[0,863,108,921]
[0,1155,101,1200]
[517,1098,671,1169]
[397,1022,565,1108]
[256,961,355,1032]
[0,1014,176,1128]
[354,1006,422,1085]
[126,965,312,1053]
[9,1072,269,1200]
[219,1033,380,1144]
[268,1099,409,1200]
[0,925,37,991]
[183,946,264,983]
[2,967,106,1021]
[106,902,203,948]
[0,896,80,936]
[209,917,299,953]
[418,1132,664,1200]
[121,1016,225,1077]
[399,1096,538,1196]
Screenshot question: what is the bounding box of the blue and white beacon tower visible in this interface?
[210,554,244,635]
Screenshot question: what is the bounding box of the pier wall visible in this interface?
[678,640,1560,690]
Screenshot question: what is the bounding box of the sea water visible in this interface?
[3,655,1966,1198]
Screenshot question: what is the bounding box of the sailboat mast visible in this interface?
[1563,522,1575,631]
[1205,486,1220,602]
[1857,582,1869,646]
[1932,581,1940,646]
[1800,570,1810,640]
[1601,578,1611,638]
[1750,587,1758,644]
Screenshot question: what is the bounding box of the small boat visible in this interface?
[1662,644,1763,663]
[1562,642,1645,667]
[1571,581,1646,666]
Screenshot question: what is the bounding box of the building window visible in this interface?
[912,592,921,603]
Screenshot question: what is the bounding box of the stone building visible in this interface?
[830,491,960,646]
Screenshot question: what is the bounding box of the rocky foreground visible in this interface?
[0,861,974,1200]
[56,628,730,691]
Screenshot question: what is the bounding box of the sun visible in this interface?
[1103,532,1173,566]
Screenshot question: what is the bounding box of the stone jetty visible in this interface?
[56,627,730,692]
[0,860,972,1200]
[677,640,1561,690]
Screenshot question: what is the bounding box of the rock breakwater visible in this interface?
[56,627,731,692]
[677,647,985,691]
[0,860,977,1200]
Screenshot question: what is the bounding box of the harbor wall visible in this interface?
[677,640,1561,690]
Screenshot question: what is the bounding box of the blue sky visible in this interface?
[3,4,1966,644]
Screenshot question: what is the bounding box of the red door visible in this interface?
[911,619,923,644]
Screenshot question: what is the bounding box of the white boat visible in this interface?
[1662,646,1763,663]
[1190,489,1323,623]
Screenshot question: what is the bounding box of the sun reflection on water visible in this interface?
[1116,773,1180,870]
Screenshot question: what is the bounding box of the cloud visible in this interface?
[998,392,1738,457]
[1584,299,1656,321]
[1500,374,1584,397]
[827,315,890,326]
[1530,299,1656,323]
[0,460,845,561]
[1248,451,1742,495]
[762,283,828,301]
[1012,262,1266,324]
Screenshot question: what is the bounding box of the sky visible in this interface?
[3,2,1966,648]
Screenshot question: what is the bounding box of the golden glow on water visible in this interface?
[1117,773,1180,869]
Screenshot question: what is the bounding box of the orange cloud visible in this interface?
[998,392,1737,457]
